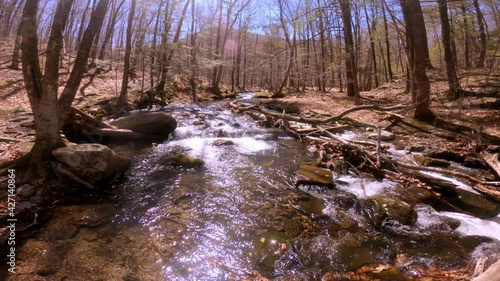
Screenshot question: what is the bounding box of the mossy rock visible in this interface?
[169,154,204,168]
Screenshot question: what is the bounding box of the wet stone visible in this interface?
[212,139,234,146]
[442,188,500,218]
[192,119,205,125]
[360,196,418,226]
[294,165,333,186]
[406,145,426,152]
[368,130,395,141]
[75,204,116,228]
[168,153,204,168]
[414,155,450,167]
[393,184,437,205]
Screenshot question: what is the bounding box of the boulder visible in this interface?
[110,112,177,138]
[294,165,333,186]
[52,144,130,185]
[360,196,417,226]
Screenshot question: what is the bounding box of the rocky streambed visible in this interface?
[4,97,500,280]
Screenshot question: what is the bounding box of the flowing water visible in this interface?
[12,97,500,280]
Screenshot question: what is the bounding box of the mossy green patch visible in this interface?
[169,154,204,168]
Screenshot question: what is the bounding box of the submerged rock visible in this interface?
[212,139,234,146]
[294,165,333,186]
[52,144,130,185]
[393,184,437,205]
[169,154,204,168]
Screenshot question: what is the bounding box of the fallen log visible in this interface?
[0,136,21,143]
[70,106,115,129]
[307,127,500,202]
[474,259,500,281]
[481,152,500,179]
[229,100,413,125]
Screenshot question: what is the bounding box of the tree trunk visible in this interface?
[399,0,435,122]
[155,0,190,99]
[363,0,379,88]
[20,0,74,174]
[438,0,461,100]
[98,0,125,60]
[118,0,136,106]
[340,0,360,104]
[210,0,224,93]
[381,1,393,80]
[472,0,487,67]
[149,0,163,88]
[461,1,471,69]
[8,20,23,70]
[59,0,110,122]
[189,0,198,102]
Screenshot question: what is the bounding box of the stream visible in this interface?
[11,96,500,280]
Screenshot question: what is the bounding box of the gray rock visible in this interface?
[52,144,130,185]
[110,112,177,137]
[17,184,36,198]
[368,130,395,141]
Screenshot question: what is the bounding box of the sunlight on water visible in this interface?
[415,204,500,241]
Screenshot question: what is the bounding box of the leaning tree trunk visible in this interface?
[399,0,435,122]
[438,0,461,100]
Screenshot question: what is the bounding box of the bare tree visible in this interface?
[118,0,136,106]
[472,0,487,67]
[18,0,109,175]
[399,0,435,121]
[339,0,360,104]
[438,0,461,100]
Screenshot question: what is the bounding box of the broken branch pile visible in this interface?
[228,100,500,205]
